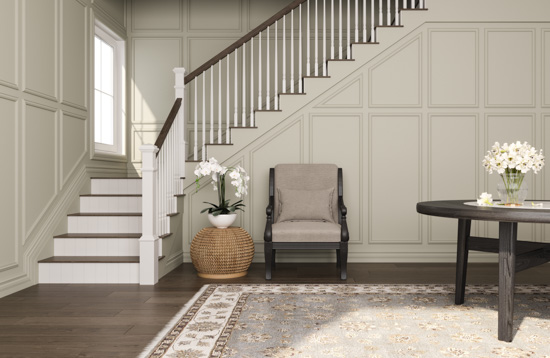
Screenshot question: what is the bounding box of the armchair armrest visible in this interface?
[264,203,274,242]
[339,201,349,242]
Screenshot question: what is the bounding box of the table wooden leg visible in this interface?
[498,221,517,342]
[455,219,471,305]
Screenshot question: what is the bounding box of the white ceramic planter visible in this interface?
[208,213,237,229]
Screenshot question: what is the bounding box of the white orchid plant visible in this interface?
[194,158,250,216]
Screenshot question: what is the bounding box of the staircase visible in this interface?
[38,178,146,283]
[38,0,427,285]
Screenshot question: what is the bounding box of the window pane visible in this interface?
[94,89,102,142]
[94,37,101,90]
[101,93,114,145]
[101,41,114,95]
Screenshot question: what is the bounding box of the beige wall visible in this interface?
[181,1,550,263]
[0,0,127,298]
[127,0,291,173]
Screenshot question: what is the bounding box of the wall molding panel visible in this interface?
[0,0,20,90]
[428,28,479,108]
[543,29,550,108]
[485,28,536,108]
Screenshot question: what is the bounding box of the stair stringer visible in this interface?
[182,9,431,191]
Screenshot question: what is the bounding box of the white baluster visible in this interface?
[282,15,286,93]
[339,0,342,59]
[226,56,230,144]
[210,66,214,143]
[174,67,185,180]
[218,63,222,144]
[299,5,303,92]
[403,0,407,9]
[315,0,318,75]
[250,37,254,127]
[242,43,246,126]
[363,0,366,42]
[347,0,350,59]
[355,0,358,43]
[202,73,206,160]
[290,9,294,93]
[306,1,310,76]
[371,0,375,42]
[386,0,391,25]
[323,0,327,76]
[234,50,238,127]
[275,20,279,110]
[267,26,271,109]
[378,0,382,26]
[420,0,424,9]
[194,80,198,160]
[395,0,399,25]
[258,31,262,109]
[331,0,334,58]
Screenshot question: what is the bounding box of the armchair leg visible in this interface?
[336,249,341,268]
[265,242,273,280]
[339,242,348,280]
[272,249,276,268]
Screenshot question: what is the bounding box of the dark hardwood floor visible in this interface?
[2,262,550,357]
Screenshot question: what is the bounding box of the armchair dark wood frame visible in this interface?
[264,167,349,280]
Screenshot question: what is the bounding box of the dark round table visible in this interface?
[417,200,550,342]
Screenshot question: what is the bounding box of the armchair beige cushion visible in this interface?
[277,187,335,223]
[272,221,341,242]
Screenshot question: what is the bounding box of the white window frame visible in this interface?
[93,21,125,157]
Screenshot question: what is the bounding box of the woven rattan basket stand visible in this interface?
[190,227,254,278]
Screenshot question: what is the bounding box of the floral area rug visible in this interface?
[141,284,550,358]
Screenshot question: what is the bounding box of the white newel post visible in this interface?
[140,144,159,285]
[173,67,186,180]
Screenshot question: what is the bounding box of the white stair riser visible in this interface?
[39,263,139,283]
[91,179,142,195]
[80,196,142,213]
[54,238,139,256]
[67,216,141,233]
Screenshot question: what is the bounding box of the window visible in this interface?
[94,22,125,156]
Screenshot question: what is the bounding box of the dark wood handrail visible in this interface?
[154,98,182,154]
[184,0,308,84]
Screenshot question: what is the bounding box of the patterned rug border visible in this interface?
[140,284,550,358]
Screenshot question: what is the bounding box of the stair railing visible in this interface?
[186,0,425,161]
[140,68,185,285]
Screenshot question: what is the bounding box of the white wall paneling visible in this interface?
[485,29,535,107]
[369,35,422,107]
[132,38,182,125]
[61,0,87,111]
[23,101,58,241]
[132,0,181,32]
[428,29,478,107]
[427,114,478,243]
[369,114,422,244]
[315,75,364,108]
[188,0,240,32]
[0,0,19,90]
[93,0,126,32]
[0,96,19,271]
[23,0,57,101]
[61,111,87,188]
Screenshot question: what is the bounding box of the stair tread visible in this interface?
[54,233,141,239]
[80,194,142,197]
[39,256,139,263]
[67,212,142,216]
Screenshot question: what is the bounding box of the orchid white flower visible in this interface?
[477,192,493,206]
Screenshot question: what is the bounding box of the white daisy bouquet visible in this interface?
[482,141,544,205]
[194,158,250,216]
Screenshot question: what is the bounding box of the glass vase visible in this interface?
[497,172,528,206]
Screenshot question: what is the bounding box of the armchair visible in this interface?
[264,164,349,280]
